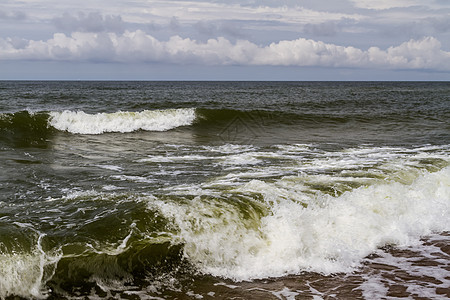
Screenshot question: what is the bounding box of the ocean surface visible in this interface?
[0,81,449,299]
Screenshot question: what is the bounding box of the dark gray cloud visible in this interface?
[372,15,450,42]
[303,21,340,37]
[8,37,29,49]
[0,10,26,20]
[193,20,247,39]
[193,20,215,36]
[169,17,181,31]
[52,12,125,33]
[428,16,450,32]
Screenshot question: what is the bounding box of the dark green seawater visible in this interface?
[0,81,449,299]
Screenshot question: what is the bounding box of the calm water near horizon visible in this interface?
[0,81,449,299]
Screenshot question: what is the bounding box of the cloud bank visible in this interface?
[1,31,449,71]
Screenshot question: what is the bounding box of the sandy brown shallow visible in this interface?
[162,232,450,299]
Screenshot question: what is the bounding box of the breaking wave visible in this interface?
[0,108,196,136]
[150,166,450,281]
[48,108,196,134]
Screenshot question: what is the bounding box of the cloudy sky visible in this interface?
[1,0,449,80]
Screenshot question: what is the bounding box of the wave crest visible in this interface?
[49,108,196,134]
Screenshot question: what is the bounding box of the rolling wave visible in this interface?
[0,108,197,146]
[1,107,447,147]
[0,108,276,137]
[49,109,196,134]
[0,107,437,135]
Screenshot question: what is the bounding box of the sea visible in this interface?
[0,81,449,299]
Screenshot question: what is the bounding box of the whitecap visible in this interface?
[48,108,196,134]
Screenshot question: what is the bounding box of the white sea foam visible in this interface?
[48,108,196,134]
[149,166,450,281]
[102,185,124,191]
[112,175,155,183]
[86,226,135,256]
[137,154,213,163]
[203,144,256,154]
[96,165,123,171]
[0,234,61,299]
[220,153,262,166]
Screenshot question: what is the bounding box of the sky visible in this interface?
[1,0,450,80]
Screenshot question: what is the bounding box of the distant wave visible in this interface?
[0,109,197,147]
[49,108,196,134]
[0,108,319,138]
[2,107,443,142]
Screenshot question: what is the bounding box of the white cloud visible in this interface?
[349,0,438,10]
[369,37,450,69]
[1,31,449,71]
